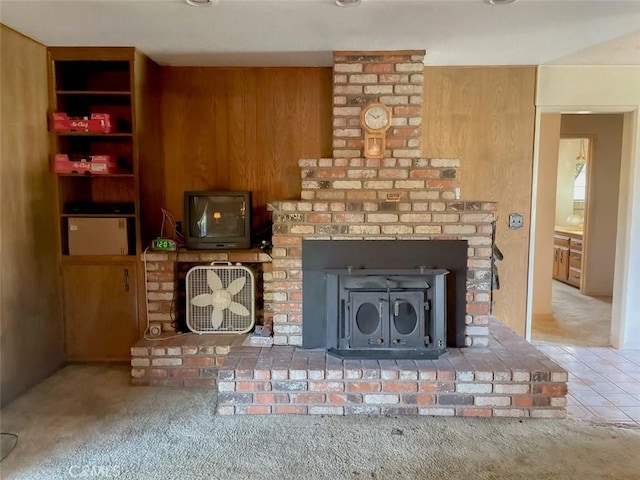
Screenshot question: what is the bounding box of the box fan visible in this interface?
[185,262,255,334]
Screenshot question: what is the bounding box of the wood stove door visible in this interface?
[349,291,389,348]
[389,291,425,349]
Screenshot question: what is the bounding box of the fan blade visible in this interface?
[206,270,223,292]
[211,308,224,330]
[190,293,214,307]
[228,301,250,317]
[226,276,246,296]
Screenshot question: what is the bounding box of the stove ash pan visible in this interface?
[325,268,449,360]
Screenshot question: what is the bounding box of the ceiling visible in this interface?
[1,0,639,67]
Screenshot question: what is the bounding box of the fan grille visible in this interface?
[185,264,255,334]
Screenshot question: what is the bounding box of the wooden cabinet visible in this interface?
[62,263,138,361]
[48,48,164,360]
[553,230,583,288]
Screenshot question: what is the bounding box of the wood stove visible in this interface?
[325,268,448,359]
[302,239,467,359]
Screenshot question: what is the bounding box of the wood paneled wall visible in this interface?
[1,25,64,406]
[161,67,333,230]
[422,66,537,335]
[160,65,536,335]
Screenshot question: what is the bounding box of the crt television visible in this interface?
[183,190,252,250]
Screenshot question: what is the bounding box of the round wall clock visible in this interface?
[361,102,392,158]
[361,103,392,132]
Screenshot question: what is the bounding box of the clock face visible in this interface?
[363,105,390,131]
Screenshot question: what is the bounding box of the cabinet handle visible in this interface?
[124,268,130,292]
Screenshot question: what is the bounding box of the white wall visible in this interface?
[561,115,623,296]
[531,114,561,316]
[530,66,640,349]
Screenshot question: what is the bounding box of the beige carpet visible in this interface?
[1,364,639,480]
[532,280,612,347]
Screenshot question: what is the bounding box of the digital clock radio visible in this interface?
[150,238,177,252]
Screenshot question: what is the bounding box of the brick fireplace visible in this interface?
[268,51,495,350]
[133,50,567,418]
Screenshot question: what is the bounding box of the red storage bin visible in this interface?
[54,154,119,174]
[51,112,112,133]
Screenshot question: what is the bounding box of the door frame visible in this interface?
[527,107,639,349]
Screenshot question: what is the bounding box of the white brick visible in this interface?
[334,128,361,137]
[392,149,422,158]
[418,407,454,416]
[367,213,399,223]
[333,180,362,189]
[333,106,361,116]
[395,180,425,189]
[456,383,492,394]
[415,225,442,234]
[475,396,511,407]
[363,394,399,404]
[364,85,393,94]
[395,63,424,72]
[152,358,182,366]
[349,74,378,84]
[379,95,409,105]
[430,158,460,168]
[334,85,363,94]
[381,225,414,235]
[334,63,362,73]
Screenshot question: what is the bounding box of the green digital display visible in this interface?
[151,238,177,251]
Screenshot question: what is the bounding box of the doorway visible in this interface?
[529,112,625,348]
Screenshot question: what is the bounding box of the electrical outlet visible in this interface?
[508,213,524,230]
[148,323,162,337]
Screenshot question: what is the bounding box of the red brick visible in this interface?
[149,369,168,378]
[533,384,568,396]
[346,382,381,393]
[437,371,455,381]
[382,382,418,393]
[457,407,492,417]
[184,357,215,367]
[254,369,271,380]
[393,105,421,115]
[418,383,438,393]
[240,405,272,415]
[326,393,346,404]
[410,169,440,179]
[255,393,289,404]
[466,303,491,315]
[364,63,394,73]
[309,381,344,392]
[426,179,457,190]
[315,168,346,179]
[274,405,307,414]
[236,382,272,392]
[513,396,534,407]
[236,369,254,380]
[291,393,325,404]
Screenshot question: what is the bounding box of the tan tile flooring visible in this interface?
[535,343,640,426]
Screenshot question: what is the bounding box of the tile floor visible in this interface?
[535,343,640,426]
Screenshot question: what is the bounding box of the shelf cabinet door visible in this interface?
[62,263,138,361]
[552,246,569,282]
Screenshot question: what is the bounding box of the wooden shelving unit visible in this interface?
[48,47,164,360]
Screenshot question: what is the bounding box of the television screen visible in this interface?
[184,191,251,249]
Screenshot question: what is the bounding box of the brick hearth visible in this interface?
[215,319,567,417]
